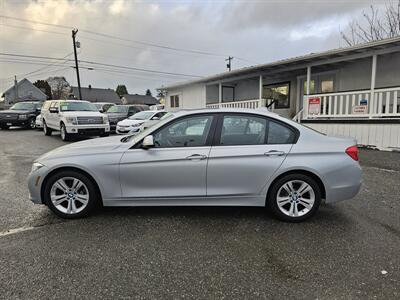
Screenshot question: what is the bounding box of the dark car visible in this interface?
[93,102,115,113]
[106,104,148,132]
[0,101,42,130]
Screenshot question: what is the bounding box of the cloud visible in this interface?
[0,0,377,95]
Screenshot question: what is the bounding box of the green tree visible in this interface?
[33,80,52,99]
[116,85,128,97]
[145,89,152,96]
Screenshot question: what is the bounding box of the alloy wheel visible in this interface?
[30,118,36,129]
[50,177,89,215]
[276,180,315,217]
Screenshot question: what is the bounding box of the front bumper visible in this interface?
[0,119,30,127]
[27,165,50,204]
[65,124,110,135]
[116,125,141,135]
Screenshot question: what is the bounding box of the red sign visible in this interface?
[308,97,321,115]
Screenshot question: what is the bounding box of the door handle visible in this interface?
[186,154,207,160]
[264,150,285,157]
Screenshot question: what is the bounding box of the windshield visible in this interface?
[59,101,98,112]
[121,112,175,143]
[107,106,128,113]
[129,111,154,120]
[10,102,37,111]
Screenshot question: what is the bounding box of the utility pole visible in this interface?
[72,28,82,100]
[226,56,233,72]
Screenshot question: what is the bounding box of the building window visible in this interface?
[222,86,234,102]
[321,79,334,93]
[263,82,290,109]
[303,80,315,95]
[170,95,179,108]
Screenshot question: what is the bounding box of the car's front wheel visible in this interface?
[60,123,72,141]
[267,174,321,222]
[0,125,10,130]
[44,170,98,219]
[43,120,52,136]
[28,117,36,129]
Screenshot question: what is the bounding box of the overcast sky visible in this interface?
[0,0,386,96]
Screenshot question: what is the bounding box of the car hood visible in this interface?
[107,113,127,118]
[0,109,32,114]
[117,119,145,126]
[36,135,128,162]
[61,111,105,117]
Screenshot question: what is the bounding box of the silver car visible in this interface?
[27,109,362,222]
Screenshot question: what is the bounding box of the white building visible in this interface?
[160,37,400,150]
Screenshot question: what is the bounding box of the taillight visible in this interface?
[345,145,359,161]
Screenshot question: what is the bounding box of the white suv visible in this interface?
[42,100,110,141]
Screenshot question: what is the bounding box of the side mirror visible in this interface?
[151,116,160,121]
[49,107,58,113]
[142,135,154,149]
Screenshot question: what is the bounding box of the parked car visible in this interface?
[149,104,165,111]
[41,100,110,141]
[0,101,42,130]
[106,104,149,132]
[35,114,43,129]
[93,102,115,113]
[116,110,167,135]
[28,108,362,221]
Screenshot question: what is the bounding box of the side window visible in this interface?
[267,120,296,144]
[220,115,267,146]
[153,115,214,148]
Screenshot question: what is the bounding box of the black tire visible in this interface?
[60,123,71,141]
[43,120,52,136]
[43,170,99,219]
[28,117,36,129]
[100,133,109,137]
[267,173,321,222]
[0,125,10,130]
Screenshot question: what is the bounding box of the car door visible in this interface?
[45,101,57,128]
[206,113,296,197]
[119,114,217,199]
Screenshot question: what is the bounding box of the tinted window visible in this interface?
[153,115,214,148]
[10,102,36,111]
[268,121,296,144]
[220,115,267,145]
[59,101,98,112]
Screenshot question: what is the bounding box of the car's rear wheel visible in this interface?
[60,123,71,141]
[267,174,321,222]
[43,120,52,136]
[44,170,98,219]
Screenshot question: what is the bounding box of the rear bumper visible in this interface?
[324,162,363,203]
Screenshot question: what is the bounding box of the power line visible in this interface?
[0,52,204,78]
[0,15,257,63]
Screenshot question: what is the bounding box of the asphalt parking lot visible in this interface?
[0,128,399,299]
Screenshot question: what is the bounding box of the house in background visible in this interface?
[70,85,121,104]
[1,78,47,105]
[160,37,400,150]
[121,94,158,106]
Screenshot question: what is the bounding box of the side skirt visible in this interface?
[102,195,266,207]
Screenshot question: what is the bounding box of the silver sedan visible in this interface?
[27,109,362,222]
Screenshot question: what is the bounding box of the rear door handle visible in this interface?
[186,154,207,160]
[264,150,285,157]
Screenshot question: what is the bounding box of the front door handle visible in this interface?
[186,154,207,160]
[264,150,285,157]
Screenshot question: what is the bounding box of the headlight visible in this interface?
[131,123,141,127]
[103,116,108,124]
[65,117,77,125]
[31,162,44,173]
[18,114,27,120]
